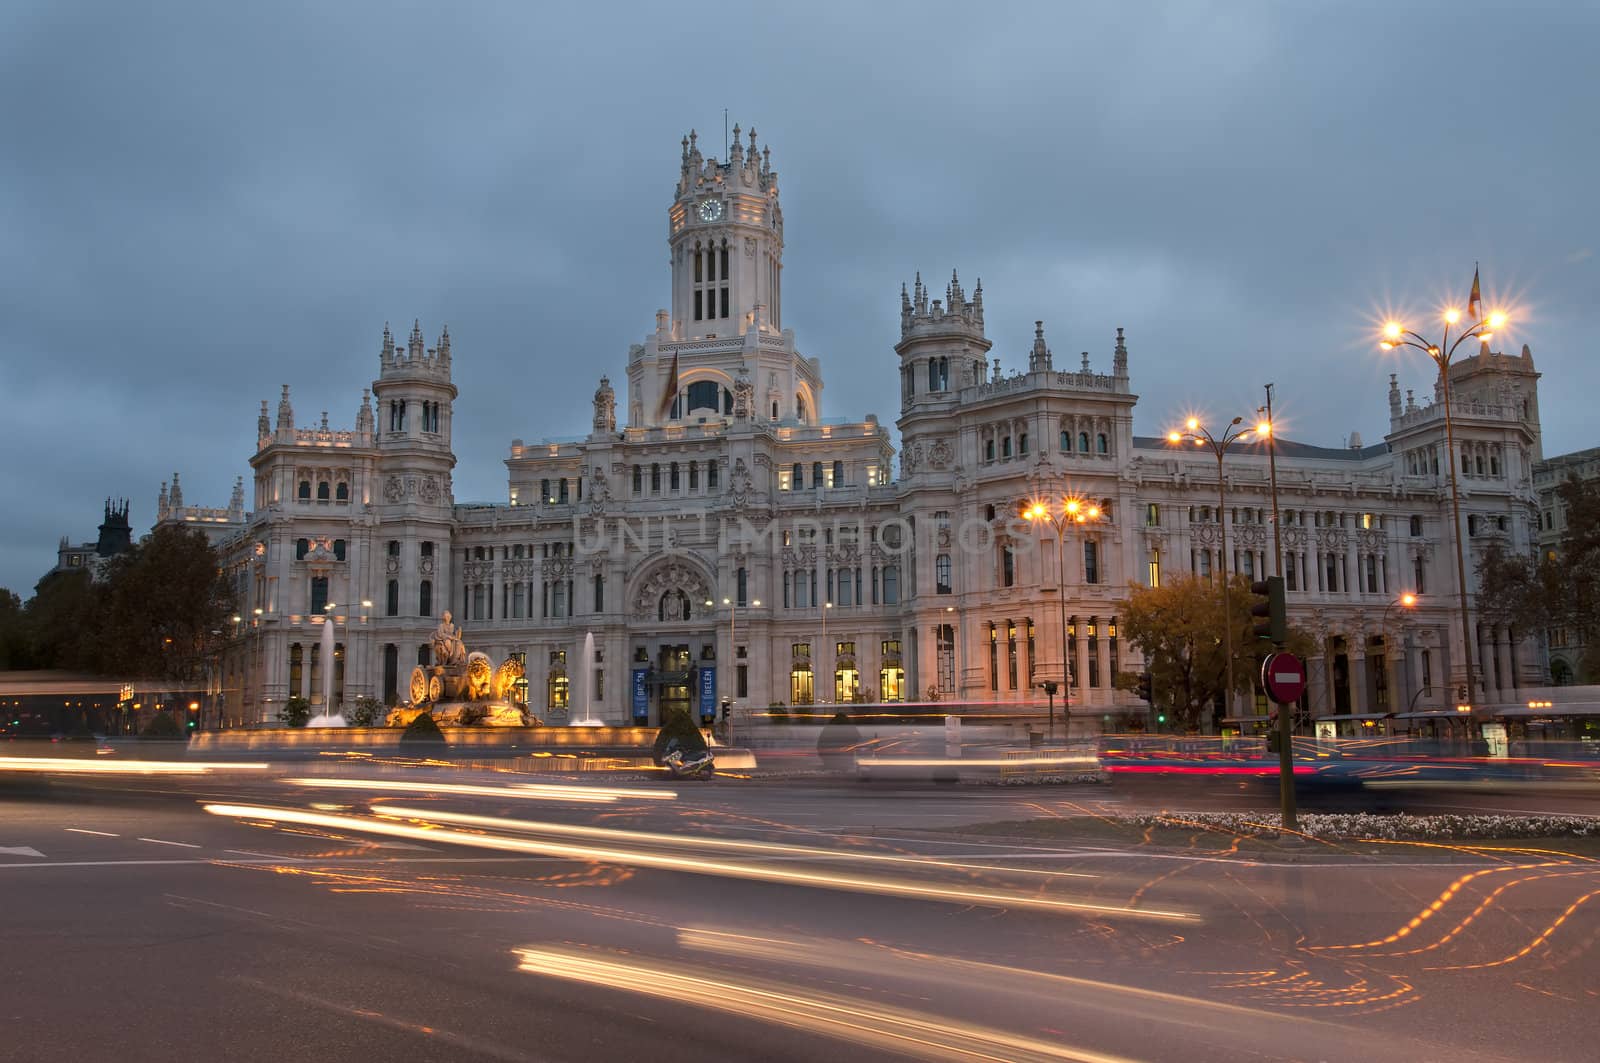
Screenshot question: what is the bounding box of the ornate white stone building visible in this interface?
[206,126,1547,731]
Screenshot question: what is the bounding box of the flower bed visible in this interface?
[1124,811,1600,840]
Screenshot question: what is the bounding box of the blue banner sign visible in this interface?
[631,668,649,722]
[698,666,716,720]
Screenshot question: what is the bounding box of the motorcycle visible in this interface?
[661,746,716,780]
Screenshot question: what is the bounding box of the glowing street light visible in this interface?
[1166,414,1257,720]
[1024,497,1104,740]
[1378,271,1508,715]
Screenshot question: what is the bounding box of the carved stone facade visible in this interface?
[209,126,1547,731]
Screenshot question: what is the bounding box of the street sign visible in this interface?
[1261,652,1306,705]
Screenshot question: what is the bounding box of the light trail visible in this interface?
[0,756,271,776]
[280,777,676,803]
[513,945,1142,1063]
[373,804,1099,882]
[202,803,1196,922]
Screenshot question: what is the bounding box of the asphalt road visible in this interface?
[3,767,1597,1062]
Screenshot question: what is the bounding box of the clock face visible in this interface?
[698,198,724,222]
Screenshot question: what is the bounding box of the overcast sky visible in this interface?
[3,1,1595,595]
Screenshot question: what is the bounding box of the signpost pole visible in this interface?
[1262,652,1303,833]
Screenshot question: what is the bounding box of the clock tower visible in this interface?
[668,125,784,340]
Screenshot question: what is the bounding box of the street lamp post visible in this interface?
[820,601,833,705]
[719,594,759,709]
[1167,416,1259,724]
[1025,497,1102,742]
[1381,592,1419,717]
[1381,302,1507,719]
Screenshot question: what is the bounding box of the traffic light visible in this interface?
[1250,575,1287,645]
[1136,672,1153,704]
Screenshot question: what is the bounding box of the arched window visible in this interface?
[670,462,681,491]
[651,463,661,492]
[707,462,719,489]
[797,395,808,422]
[298,480,311,500]
[316,481,330,501]
[985,440,995,462]
[1409,515,1422,537]
[1001,436,1012,459]
[1019,433,1028,456]
[296,538,310,560]
[335,482,349,502]
[686,380,720,412]
[1097,433,1109,454]
[1079,432,1090,453]
[632,465,642,494]
[419,579,432,617]
[1059,430,1070,451]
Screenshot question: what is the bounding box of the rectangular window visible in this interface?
[1087,620,1100,688]
[1002,545,1015,588]
[1366,555,1378,593]
[694,290,702,321]
[883,565,899,605]
[936,554,952,594]
[419,579,432,617]
[779,467,792,491]
[1145,503,1160,527]
[1413,557,1426,595]
[1148,548,1161,588]
[386,579,399,617]
[310,577,329,616]
[986,624,998,692]
[1084,540,1099,585]
[707,463,718,490]
[1006,621,1018,690]
[737,664,748,698]
[1286,555,1298,592]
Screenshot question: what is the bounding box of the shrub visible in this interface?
[277,696,311,728]
[652,707,707,766]
[345,696,384,727]
[140,711,183,739]
[399,711,446,746]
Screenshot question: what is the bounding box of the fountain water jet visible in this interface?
[307,612,348,727]
[570,631,602,726]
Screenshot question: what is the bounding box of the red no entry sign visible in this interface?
[1262,652,1307,705]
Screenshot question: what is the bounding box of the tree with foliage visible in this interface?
[93,525,233,682]
[140,711,184,739]
[0,588,31,669]
[1117,574,1314,731]
[22,569,101,671]
[1477,474,1600,681]
[345,696,384,727]
[277,696,311,728]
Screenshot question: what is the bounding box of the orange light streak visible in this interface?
[203,803,1194,922]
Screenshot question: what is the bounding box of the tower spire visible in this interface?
[1113,326,1128,379]
[1028,320,1052,372]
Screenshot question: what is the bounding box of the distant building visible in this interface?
[51,499,135,579]
[152,471,247,547]
[1532,446,1600,684]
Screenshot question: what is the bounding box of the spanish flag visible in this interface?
[1468,264,1483,323]
[657,351,680,422]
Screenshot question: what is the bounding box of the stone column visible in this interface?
[1307,653,1330,718]
[1349,644,1369,713]
[1496,626,1515,699]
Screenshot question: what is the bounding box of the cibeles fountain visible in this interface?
[387,611,533,727]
